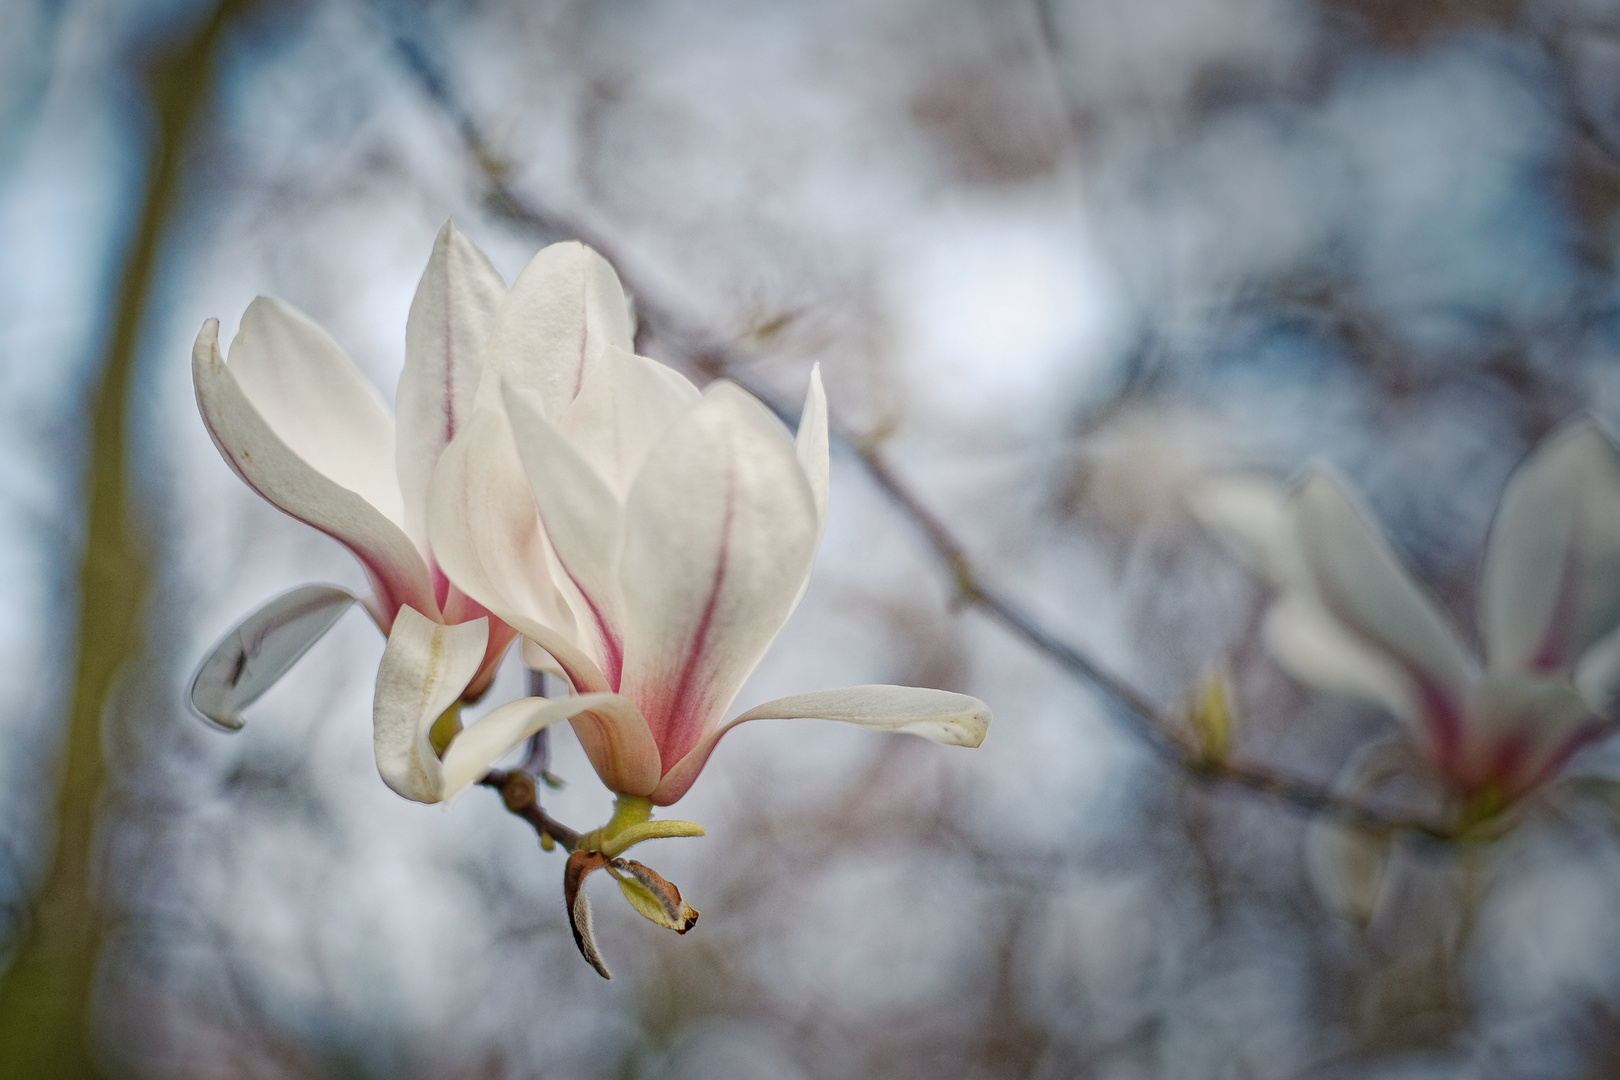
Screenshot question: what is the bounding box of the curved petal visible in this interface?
[397,221,506,551]
[1290,471,1477,701]
[439,691,641,802]
[372,608,489,803]
[1480,420,1620,676]
[651,684,990,805]
[503,384,628,684]
[193,319,434,623]
[1464,674,1609,797]
[223,297,404,529]
[558,345,700,499]
[1189,474,1309,590]
[1575,622,1620,715]
[795,364,830,533]
[1262,593,1419,728]
[566,694,664,797]
[190,585,356,730]
[521,637,568,680]
[427,408,607,693]
[617,382,822,769]
[480,241,634,418]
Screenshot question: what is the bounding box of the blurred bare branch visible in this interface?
[377,7,1458,844]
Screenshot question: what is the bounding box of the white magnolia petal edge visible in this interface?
[193,319,436,620]
[1189,474,1305,589]
[441,692,628,803]
[1292,470,1478,697]
[1262,593,1419,729]
[190,585,357,730]
[730,684,991,746]
[373,608,489,803]
[796,364,830,530]
[397,220,507,549]
[651,684,990,805]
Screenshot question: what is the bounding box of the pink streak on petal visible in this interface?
[561,565,623,690]
[441,586,518,701]
[647,460,735,772]
[431,560,452,612]
[1476,731,1531,798]
[195,398,427,632]
[1528,526,1582,672]
[649,732,724,806]
[226,461,417,631]
[1517,718,1617,798]
[1414,673,1467,784]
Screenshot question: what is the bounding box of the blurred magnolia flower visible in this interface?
[188,222,522,800]
[421,241,992,816]
[1193,421,1620,812]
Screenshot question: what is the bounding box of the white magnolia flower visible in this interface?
[189,223,522,799]
[1194,422,1620,805]
[407,241,992,810]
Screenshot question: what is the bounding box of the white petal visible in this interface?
[1189,474,1309,590]
[397,222,506,550]
[427,408,607,692]
[223,297,404,529]
[732,684,990,743]
[189,585,356,730]
[1291,471,1477,699]
[1262,593,1418,728]
[480,241,634,418]
[373,608,489,803]
[521,638,568,680]
[440,692,638,802]
[652,684,991,805]
[1463,674,1604,796]
[1481,420,1620,676]
[617,382,822,768]
[504,384,630,681]
[1575,623,1620,714]
[795,364,830,532]
[558,345,700,499]
[193,319,435,622]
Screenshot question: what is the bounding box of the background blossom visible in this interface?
[7,0,1620,1076]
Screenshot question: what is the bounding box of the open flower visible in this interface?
[189,222,522,800]
[1194,421,1620,807]
[417,241,991,811]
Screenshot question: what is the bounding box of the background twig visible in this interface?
[379,14,1455,843]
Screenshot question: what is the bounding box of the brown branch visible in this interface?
[478,770,581,851]
[380,16,1457,843]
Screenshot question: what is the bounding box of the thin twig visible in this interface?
[478,770,581,851]
[378,11,1455,843]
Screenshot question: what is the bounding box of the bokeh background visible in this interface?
[6,0,1620,1076]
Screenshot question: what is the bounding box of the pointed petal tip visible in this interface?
[731,684,993,746]
[191,318,222,375]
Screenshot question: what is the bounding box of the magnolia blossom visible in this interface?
[399,240,992,809]
[189,223,521,799]
[1194,422,1620,804]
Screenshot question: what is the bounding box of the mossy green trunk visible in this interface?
[0,5,244,1074]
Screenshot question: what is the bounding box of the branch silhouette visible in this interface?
[376,10,1456,843]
